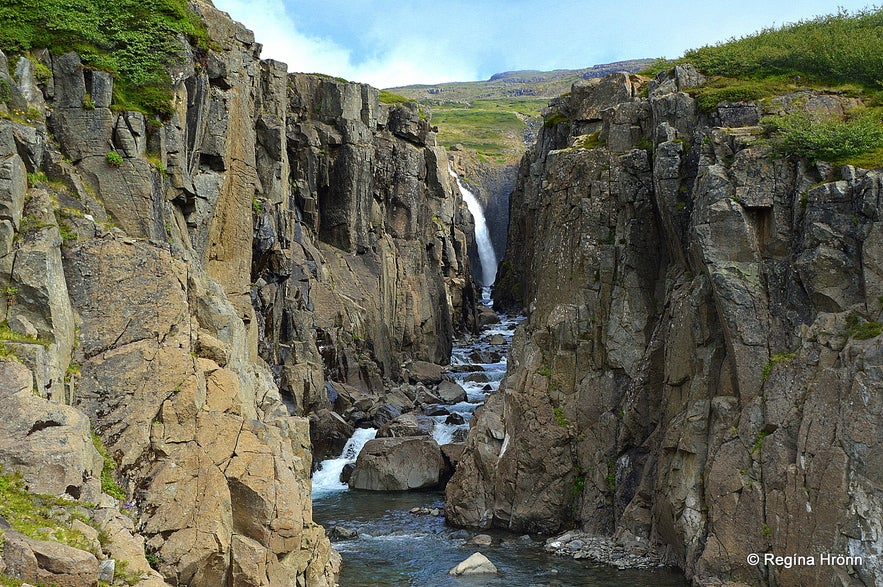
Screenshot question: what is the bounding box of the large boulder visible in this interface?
[436,379,467,403]
[0,529,100,587]
[348,437,445,491]
[375,412,434,438]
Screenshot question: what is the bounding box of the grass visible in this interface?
[553,407,567,427]
[378,90,413,105]
[0,465,95,552]
[0,0,211,117]
[429,98,547,163]
[846,312,883,340]
[0,321,51,347]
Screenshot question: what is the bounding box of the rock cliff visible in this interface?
[0,0,473,585]
[446,67,883,586]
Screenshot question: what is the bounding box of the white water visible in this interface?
[449,169,498,286]
[312,427,377,496]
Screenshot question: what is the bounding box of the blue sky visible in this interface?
[212,0,878,88]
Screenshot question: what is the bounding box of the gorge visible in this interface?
[0,2,881,587]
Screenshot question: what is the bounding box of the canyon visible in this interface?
[0,2,880,587]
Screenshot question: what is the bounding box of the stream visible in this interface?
[312,291,688,586]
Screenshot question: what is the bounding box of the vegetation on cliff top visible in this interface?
[0,0,210,116]
[641,8,883,167]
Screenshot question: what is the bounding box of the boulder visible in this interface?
[348,437,445,491]
[0,529,100,587]
[408,361,444,385]
[376,412,434,438]
[448,552,498,576]
[437,380,467,403]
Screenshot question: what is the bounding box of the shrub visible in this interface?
[106,151,124,167]
[765,109,883,162]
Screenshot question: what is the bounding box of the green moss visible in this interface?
[251,196,263,215]
[0,0,211,117]
[543,111,570,128]
[575,130,604,150]
[751,430,769,454]
[605,462,616,494]
[761,352,796,382]
[850,321,882,340]
[761,523,771,537]
[572,473,586,496]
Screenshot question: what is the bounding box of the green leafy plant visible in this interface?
[105,151,124,167]
[765,108,883,163]
[251,196,262,215]
[751,430,769,454]
[553,407,567,427]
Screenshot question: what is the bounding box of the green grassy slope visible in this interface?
[390,60,653,163]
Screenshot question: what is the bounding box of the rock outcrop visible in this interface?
[0,0,475,584]
[447,67,883,587]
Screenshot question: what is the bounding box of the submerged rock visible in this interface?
[448,552,498,576]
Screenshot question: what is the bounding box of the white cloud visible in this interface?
[211,0,477,87]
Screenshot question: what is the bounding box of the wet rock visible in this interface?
[408,361,444,385]
[437,379,467,403]
[376,412,434,438]
[310,408,355,462]
[445,413,465,425]
[340,463,356,484]
[422,405,450,417]
[467,534,493,546]
[327,526,358,541]
[488,334,506,345]
[448,552,498,576]
[349,437,445,491]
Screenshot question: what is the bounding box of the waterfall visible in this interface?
[312,427,377,496]
[449,169,498,286]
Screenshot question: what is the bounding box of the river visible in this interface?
[312,292,687,586]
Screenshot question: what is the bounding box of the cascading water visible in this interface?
[312,427,377,496]
[449,169,498,286]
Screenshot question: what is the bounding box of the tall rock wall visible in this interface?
[447,68,883,587]
[0,0,473,584]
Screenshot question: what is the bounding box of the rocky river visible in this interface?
[311,293,688,585]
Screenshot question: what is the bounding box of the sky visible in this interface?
[211,0,878,89]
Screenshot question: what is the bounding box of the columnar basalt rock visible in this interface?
[447,67,883,586]
[0,0,474,583]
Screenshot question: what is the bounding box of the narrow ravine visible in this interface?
[312,292,686,586]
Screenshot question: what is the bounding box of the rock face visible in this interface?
[447,67,883,587]
[0,0,475,584]
[349,437,445,490]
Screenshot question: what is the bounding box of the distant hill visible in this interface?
[388,60,653,163]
